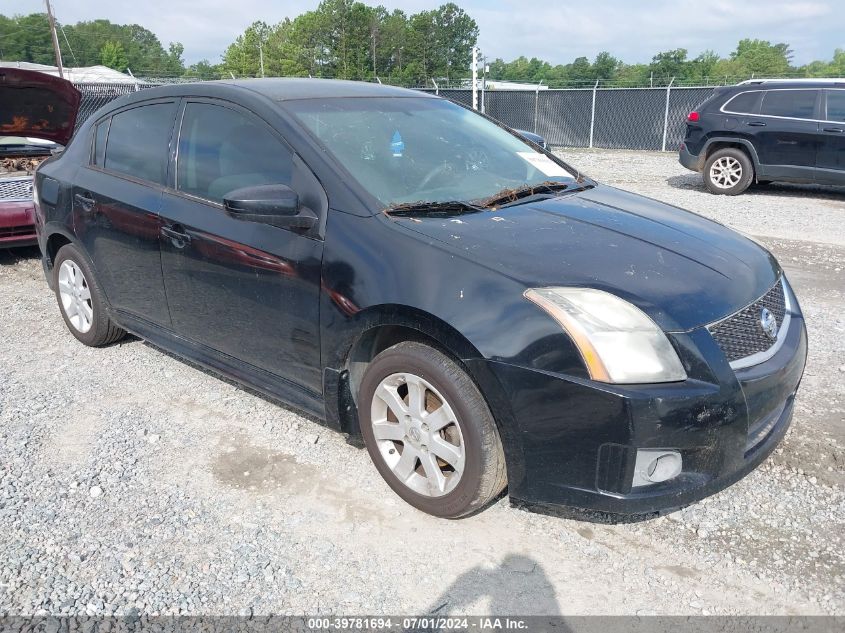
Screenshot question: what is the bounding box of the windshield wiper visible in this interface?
[477,180,574,209]
[384,200,485,217]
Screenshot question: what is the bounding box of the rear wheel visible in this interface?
[53,244,126,347]
[358,341,507,518]
[704,147,754,195]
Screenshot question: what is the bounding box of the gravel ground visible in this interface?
[1,149,843,617]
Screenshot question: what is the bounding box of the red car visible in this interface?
[0,68,80,248]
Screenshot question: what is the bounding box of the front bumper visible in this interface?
[0,201,37,248]
[679,143,704,173]
[468,313,808,515]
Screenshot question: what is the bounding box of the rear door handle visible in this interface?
[747,121,767,127]
[74,193,96,211]
[161,224,192,246]
[823,126,844,133]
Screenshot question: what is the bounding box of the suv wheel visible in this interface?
[358,341,507,518]
[704,147,754,195]
[54,244,126,347]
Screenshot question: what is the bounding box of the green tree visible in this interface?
[185,59,224,80]
[592,51,620,79]
[0,13,55,64]
[99,40,128,71]
[729,39,792,76]
[650,48,689,81]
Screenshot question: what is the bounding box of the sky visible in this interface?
[13,0,845,67]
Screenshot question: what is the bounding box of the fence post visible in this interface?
[533,80,543,133]
[431,78,439,96]
[661,76,675,152]
[589,79,599,149]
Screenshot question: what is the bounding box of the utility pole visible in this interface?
[258,42,265,77]
[471,46,479,110]
[44,0,64,78]
[481,56,488,114]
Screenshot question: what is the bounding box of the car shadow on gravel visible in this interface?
[666,174,845,200]
[0,245,40,265]
[145,341,326,428]
[424,554,564,618]
[511,498,668,525]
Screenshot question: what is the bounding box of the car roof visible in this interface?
[121,78,436,103]
[221,78,435,100]
[732,79,845,90]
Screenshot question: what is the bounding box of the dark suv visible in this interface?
[679,79,845,195]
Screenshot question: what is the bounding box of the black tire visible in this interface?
[358,341,507,518]
[53,244,126,347]
[703,147,754,195]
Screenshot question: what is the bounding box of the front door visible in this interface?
[817,89,845,181]
[158,99,325,396]
[73,101,178,326]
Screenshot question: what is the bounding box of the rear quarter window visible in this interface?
[760,90,818,119]
[93,119,109,165]
[722,91,761,114]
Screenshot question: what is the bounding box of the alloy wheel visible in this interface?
[370,372,466,497]
[58,260,94,333]
[709,156,743,189]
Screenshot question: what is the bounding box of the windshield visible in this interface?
[0,136,58,155]
[285,97,577,207]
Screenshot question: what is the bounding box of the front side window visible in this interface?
[104,103,176,185]
[176,102,294,203]
[760,90,817,119]
[286,97,577,207]
[825,91,845,122]
[723,91,760,114]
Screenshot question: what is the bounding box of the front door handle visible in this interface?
[161,224,192,246]
[74,192,96,211]
[823,126,844,133]
[747,121,767,127]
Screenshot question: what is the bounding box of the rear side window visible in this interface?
[104,103,177,185]
[760,90,817,119]
[93,119,109,165]
[723,91,760,114]
[825,91,845,122]
[176,102,294,203]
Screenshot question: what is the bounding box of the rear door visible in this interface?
[748,89,820,180]
[817,89,845,182]
[73,100,177,326]
[157,99,326,396]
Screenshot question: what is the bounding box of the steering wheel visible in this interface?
[419,162,457,190]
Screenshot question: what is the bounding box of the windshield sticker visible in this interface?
[390,131,405,157]
[516,152,569,177]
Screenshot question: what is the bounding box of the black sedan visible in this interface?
[23,76,807,518]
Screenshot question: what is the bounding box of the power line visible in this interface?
[59,23,77,65]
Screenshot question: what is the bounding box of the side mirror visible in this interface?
[223,184,316,230]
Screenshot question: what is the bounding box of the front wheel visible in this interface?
[53,244,126,347]
[358,342,507,518]
[703,147,754,195]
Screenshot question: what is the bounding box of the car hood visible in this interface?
[392,184,780,332]
[0,68,81,146]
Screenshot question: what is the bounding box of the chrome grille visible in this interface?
[0,177,34,202]
[707,280,786,363]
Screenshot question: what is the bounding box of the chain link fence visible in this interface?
[72,80,716,151]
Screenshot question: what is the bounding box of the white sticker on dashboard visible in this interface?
[516,152,570,177]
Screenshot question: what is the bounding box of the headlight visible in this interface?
[524,287,687,384]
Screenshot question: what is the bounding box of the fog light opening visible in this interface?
[632,450,682,488]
